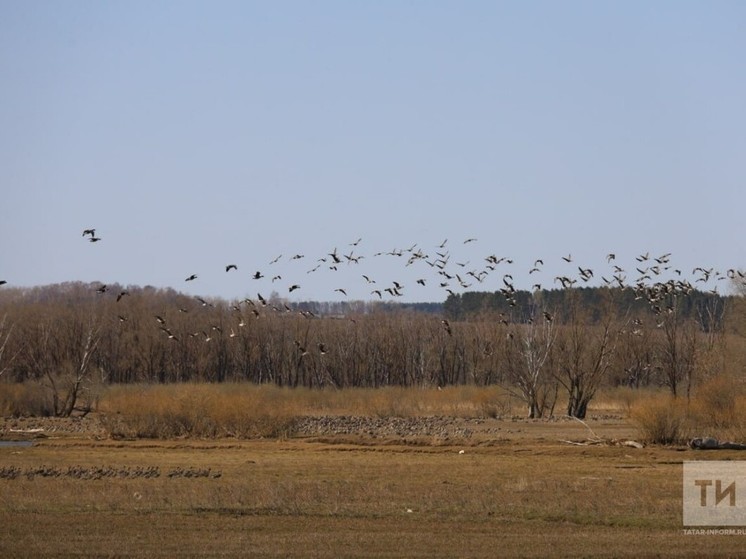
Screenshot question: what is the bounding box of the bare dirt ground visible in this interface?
[2,414,744,558]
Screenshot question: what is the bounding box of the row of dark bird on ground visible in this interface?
[2,228,744,353]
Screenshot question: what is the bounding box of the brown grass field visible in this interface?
[2,387,746,558]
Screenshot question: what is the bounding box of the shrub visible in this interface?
[630,394,689,445]
[0,381,54,417]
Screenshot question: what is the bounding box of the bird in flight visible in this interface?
[82,228,96,237]
[225,264,238,272]
[185,274,198,281]
[289,284,300,292]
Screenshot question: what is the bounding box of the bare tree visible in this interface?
[0,314,18,378]
[503,313,557,418]
[555,290,619,419]
[656,294,698,399]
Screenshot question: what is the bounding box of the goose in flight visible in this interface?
[82,228,96,237]
[225,264,238,272]
[185,274,198,282]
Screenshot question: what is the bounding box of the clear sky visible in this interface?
[1,1,744,303]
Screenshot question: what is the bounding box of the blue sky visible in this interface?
[1,1,744,303]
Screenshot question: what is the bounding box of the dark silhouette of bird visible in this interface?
[562,254,572,263]
[95,285,107,293]
[185,274,197,281]
[225,264,238,272]
[89,236,101,243]
[155,315,166,324]
[463,238,477,244]
[257,293,267,305]
[116,291,129,302]
[416,279,426,286]
[82,228,96,237]
[441,319,453,336]
[270,254,282,264]
[543,311,553,322]
[252,271,264,280]
[328,249,342,264]
[289,284,300,292]
[335,288,347,296]
[0,280,5,286]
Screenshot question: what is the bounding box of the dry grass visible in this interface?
[2,431,745,558]
[630,392,690,445]
[4,382,746,557]
[97,384,522,439]
[630,376,746,445]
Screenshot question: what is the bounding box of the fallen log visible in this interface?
[689,437,746,450]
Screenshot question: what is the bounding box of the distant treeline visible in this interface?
[444,287,727,330]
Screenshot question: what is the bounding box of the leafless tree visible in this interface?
[503,313,557,418]
[555,289,619,419]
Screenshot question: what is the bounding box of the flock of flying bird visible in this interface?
[1,227,744,349]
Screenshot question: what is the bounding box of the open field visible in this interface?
[2,410,746,558]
